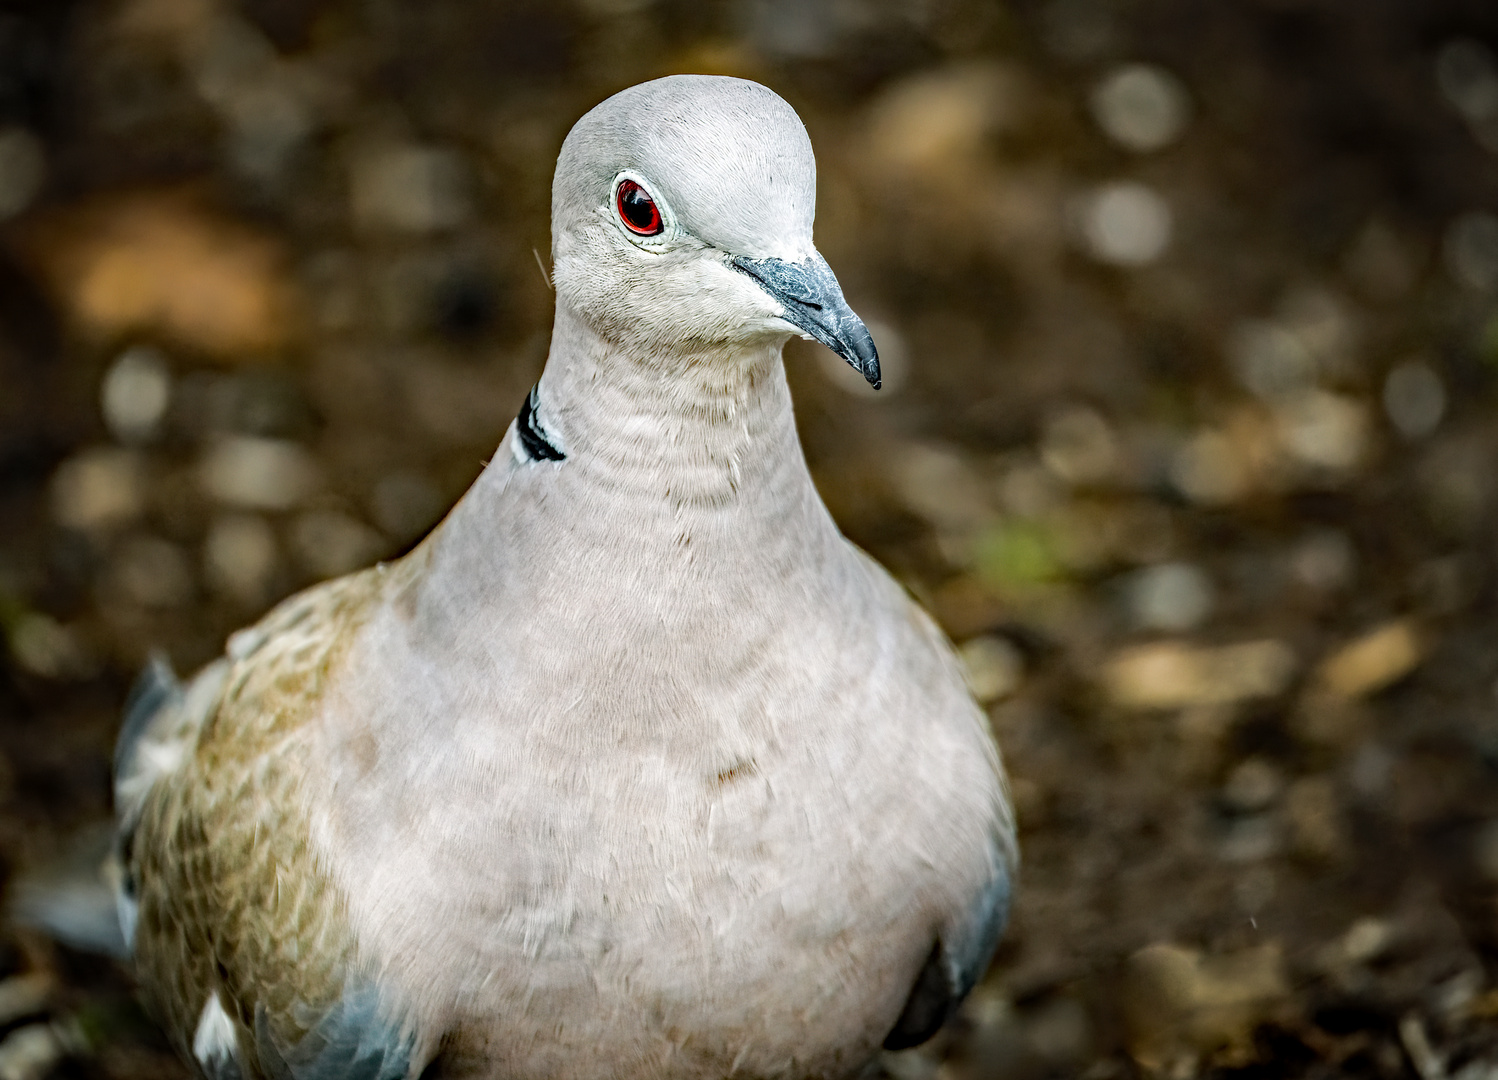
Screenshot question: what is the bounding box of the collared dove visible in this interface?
[111,74,1016,1080]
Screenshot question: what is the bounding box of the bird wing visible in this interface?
[118,565,424,1080]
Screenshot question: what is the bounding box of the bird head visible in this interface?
[549,74,880,389]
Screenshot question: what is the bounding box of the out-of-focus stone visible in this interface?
[1171,428,1250,505]
[0,128,45,221]
[996,456,1065,518]
[203,513,278,604]
[101,345,172,444]
[112,535,195,608]
[1445,211,1498,291]
[1400,1015,1444,1080]
[1123,942,1290,1073]
[1229,319,1316,401]
[1326,917,1396,969]
[889,442,992,532]
[187,13,316,186]
[7,615,94,680]
[51,448,145,531]
[1123,561,1214,632]
[1218,814,1281,863]
[1079,181,1172,266]
[24,191,300,357]
[1090,63,1191,152]
[1471,819,1498,882]
[1276,286,1357,379]
[1383,360,1446,440]
[863,61,1027,182]
[1039,0,1118,61]
[1285,775,1346,861]
[1290,529,1355,592]
[1040,404,1117,485]
[1274,391,1369,472]
[1438,39,1498,125]
[1221,757,1284,814]
[1316,619,1424,700]
[199,436,319,510]
[291,509,385,580]
[1025,995,1093,1068]
[1419,432,1496,537]
[1343,218,1420,301]
[1103,639,1297,710]
[958,635,1024,704]
[351,143,473,235]
[0,1021,69,1080]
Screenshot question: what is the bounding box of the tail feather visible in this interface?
[115,653,181,790]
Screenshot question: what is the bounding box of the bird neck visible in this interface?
[421,304,842,605]
[534,304,800,493]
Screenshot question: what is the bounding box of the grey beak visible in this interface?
[732,254,881,389]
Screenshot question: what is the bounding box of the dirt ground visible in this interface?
[3,0,1498,1076]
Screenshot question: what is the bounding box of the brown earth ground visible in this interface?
[3,0,1498,1077]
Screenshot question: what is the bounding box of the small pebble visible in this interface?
[958,635,1024,704]
[1039,0,1118,61]
[1026,995,1093,1067]
[1317,619,1424,700]
[1444,211,1498,291]
[0,976,50,1029]
[204,513,279,604]
[1285,776,1346,861]
[1103,639,1296,710]
[0,128,44,220]
[1290,529,1355,592]
[1123,561,1214,632]
[1340,917,1395,966]
[1170,429,1250,505]
[50,448,145,530]
[199,436,320,510]
[1040,404,1117,485]
[1218,814,1281,863]
[7,615,92,680]
[1221,757,1284,814]
[100,345,172,444]
[1229,319,1315,400]
[1123,941,1289,1072]
[889,443,992,532]
[1275,390,1368,471]
[1081,181,1172,266]
[0,1022,68,1080]
[291,510,385,579]
[1472,819,1498,882]
[1437,39,1498,124]
[113,535,195,608]
[1090,63,1191,152]
[1383,360,1446,440]
[351,143,473,234]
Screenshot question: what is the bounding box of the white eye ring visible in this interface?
[609,171,677,250]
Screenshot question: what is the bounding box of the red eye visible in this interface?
[616,180,663,236]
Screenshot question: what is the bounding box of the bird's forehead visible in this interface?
[557,75,817,261]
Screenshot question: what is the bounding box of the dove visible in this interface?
[112,73,1015,1080]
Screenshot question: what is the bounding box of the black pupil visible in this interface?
[620,184,658,232]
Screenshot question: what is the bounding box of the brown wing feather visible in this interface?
[128,566,404,1077]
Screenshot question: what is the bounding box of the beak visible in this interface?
[732,253,881,389]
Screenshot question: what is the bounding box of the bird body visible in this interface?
[114,75,1015,1080]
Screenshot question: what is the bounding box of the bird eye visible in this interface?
[616,180,663,236]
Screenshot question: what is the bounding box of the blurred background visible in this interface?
[1,0,1498,1076]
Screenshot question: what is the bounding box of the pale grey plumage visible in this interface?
[109,73,1016,1080]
